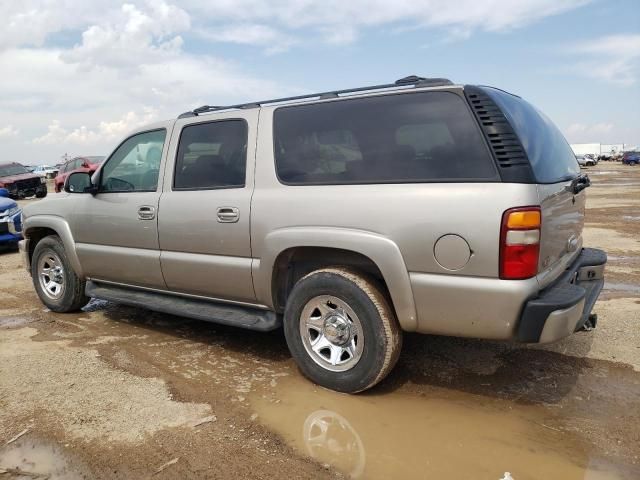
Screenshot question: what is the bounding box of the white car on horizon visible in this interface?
[32,165,59,179]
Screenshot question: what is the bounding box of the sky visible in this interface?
[0,0,639,165]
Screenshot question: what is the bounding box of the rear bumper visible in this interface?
[517,248,606,343]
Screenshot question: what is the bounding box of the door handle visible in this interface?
[138,205,156,220]
[217,207,239,223]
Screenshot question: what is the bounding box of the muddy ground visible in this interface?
[1,164,639,480]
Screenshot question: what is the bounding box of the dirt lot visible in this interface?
[1,164,639,479]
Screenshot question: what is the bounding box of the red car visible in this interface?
[54,156,105,192]
[0,162,47,199]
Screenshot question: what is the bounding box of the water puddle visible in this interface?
[251,376,630,480]
[622,215,640,221]
[604,282,640,294]
[0,438,87,479]
[0,316,32,328]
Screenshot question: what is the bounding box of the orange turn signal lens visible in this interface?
[506,210,541,229]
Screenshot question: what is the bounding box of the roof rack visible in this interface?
[177,75,453,118]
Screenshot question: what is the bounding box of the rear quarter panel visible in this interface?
[252,107,540,328]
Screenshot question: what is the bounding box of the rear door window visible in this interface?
[174,120,247,190]
[273,92,497,184]
[482,87,579,184]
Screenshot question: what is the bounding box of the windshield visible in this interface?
[482,87,579,183]
[0,164,29,177]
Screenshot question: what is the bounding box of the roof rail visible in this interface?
[177,75,453,118]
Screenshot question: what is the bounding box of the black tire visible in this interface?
[35,190,47,198]
[31,235,89,312]
[283,267,402,393]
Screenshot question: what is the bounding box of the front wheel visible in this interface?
[283,267,402,393]
[31,235,89,312]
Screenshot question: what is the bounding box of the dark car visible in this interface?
[54,156,106,192]
[0,162,47,199]
[622,151,640,165]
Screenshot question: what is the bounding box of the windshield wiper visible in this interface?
[570,174,591,194]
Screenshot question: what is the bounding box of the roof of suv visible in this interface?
[177,75,461,119]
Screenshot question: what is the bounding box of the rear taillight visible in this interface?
[500,207,541,280]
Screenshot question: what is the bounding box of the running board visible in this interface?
[85,281,281,332]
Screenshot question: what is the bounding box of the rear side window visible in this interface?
[482,87,579,184]
[174,120,247,190]
[273,92,497,184]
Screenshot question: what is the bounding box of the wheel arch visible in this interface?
[255,227,417,331]
[23,216,84,277]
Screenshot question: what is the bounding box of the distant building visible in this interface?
[570,143,635,156]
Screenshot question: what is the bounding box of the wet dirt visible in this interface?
[1,164,639,479]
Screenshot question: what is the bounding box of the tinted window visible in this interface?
[274,92,496,184]
[174,120,247,190]
[483,87,579,183]
[100,129,166,192]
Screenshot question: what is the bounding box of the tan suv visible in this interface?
[20,76,606,393]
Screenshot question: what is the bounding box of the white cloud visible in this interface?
[0,125,19,137]
[195,24,295,54]
[32,120,68,145]
[566,34,640,86]
[0,1,112,50]
[60,2,190,70]
[185,0,591,46]
[33,109,160,145]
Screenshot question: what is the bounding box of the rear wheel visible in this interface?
[31,236,89,312]
[283,267,402,393]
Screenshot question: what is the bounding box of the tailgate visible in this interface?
[536,181,585,288]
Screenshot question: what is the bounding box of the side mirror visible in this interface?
[81,162,89,168]
[0,188,9,198]
[65,171,95,194]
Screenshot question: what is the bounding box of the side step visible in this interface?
[85,281,281,332]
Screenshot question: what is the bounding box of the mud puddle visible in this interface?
[251,375,634,480]
[0,438,90,479]
[0,316,32,328]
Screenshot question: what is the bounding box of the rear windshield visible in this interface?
[273,91,497,185]
[482,87,579,184]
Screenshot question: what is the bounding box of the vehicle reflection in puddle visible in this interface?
[303,409,366,478]
[0,438,86,479]
[252,376,629,480]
